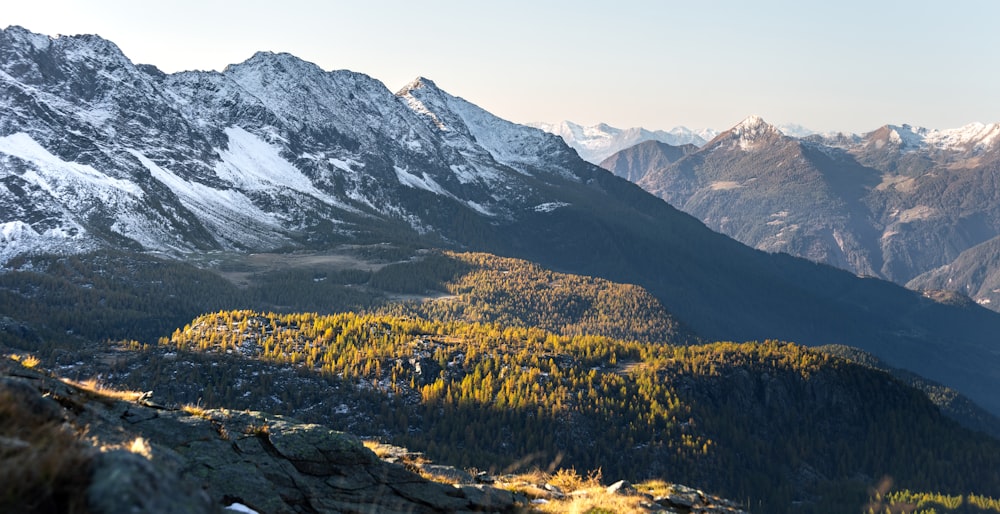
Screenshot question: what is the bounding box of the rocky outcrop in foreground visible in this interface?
[0,357,520,513]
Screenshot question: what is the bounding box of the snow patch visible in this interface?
[329,157,364,172]
[0,221,40,242]
[129,150,289,249]
[449,163,498,184]
[215,126,350,210]
[224,503,259,514]
[0,132,143,200]
[533,202,570,213]
[393,166,452,197]
[465,200,493,216]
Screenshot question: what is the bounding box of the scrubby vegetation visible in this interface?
[866,488,1000,514]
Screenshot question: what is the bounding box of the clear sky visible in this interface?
[3,0,999,134]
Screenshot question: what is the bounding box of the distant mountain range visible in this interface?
[531,120,816,164]
[527,120,717,163]
[2,24,1000,420]
[599,115,1000,313]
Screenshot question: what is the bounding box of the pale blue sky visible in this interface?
[3,0,998,133]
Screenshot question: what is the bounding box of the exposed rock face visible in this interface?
[0,357,521,513]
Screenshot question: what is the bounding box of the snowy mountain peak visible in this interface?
[2,25,54,51]
[734,115,777,133]
[723,115,782,151]
[397,76,439,95]
[225,51,326,79]
[886,124,926,149]
[398,78,574,177]
[1,25,137,80]
[396,77,454,132]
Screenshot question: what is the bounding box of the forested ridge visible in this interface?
[105,309,1000,513]
[380,251,699,343]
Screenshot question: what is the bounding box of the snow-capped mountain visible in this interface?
[5,26,1000,418]
[821,122,1000,158]
[708,114,785,151]
[774,123,815,138]
[527,120,716,164]
[603,114,1000,310]
[0,26,578,262]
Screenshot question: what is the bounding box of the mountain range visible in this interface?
[2,25,1000,417]
[599,116,1000,313]
[4,24,1000,512]
[525,120,717,164]
[531,120,817,165]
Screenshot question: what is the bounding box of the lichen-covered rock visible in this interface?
[87,450,217,514]
[265,421,376,475]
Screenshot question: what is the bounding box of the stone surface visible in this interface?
[0,357,527,513]
[87,450,218,514]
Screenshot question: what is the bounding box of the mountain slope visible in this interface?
[599,139,699,183]
[602,116,1000,309]
[602,116,885,276]
[907,235,1000,310]
[2,27,1000,418]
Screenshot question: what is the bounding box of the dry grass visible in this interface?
[533,491,649,514]
[129,437,153,459]
[547,467,603,492]
[634,478,674,497]
[362,439,393,458]
[493,468,662,514]
[245,423,269,437]
[0,389,92,513]
[181,404,211,418]
[61,378,147,404]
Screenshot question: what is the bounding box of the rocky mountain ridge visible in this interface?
[601,115,1000,309]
